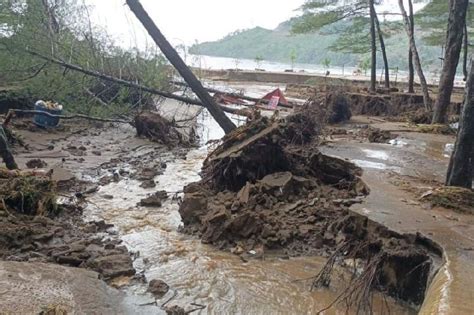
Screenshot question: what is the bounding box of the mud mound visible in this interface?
[0,170,58,216]
[134,111,192,146]
[179,113,442,308]
[417,124,456,135]
[305,92,352,124]
[421,187,474,214]
[407,109,432,124]
[358,127,394,143]
[181,115,368,250]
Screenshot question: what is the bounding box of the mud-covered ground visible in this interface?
[1,86,473,314]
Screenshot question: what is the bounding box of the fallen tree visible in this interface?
[126,0,236,134]
[26,50,249,118]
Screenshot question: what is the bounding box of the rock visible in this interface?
[139,191,167,207]
[87,254,135,279]
[148,279,169,298]
[164,305,186,315]
[26,159,48,169]
[236,182,251,204]
[179,193,208,224]
[137,167,158,181]
[140,180,156,189]
[91,150,102,156]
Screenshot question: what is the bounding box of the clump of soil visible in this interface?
[358,127,395,143]
[407,109,432,124]
[417,124,456,135]
[0,170,57,216]
[134,111,193,146]
[420,186,474,214]
[26,158,48,169]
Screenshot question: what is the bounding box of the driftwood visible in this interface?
[126,0,236,134]
[26,50,247,118]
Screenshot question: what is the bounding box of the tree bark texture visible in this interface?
[125,0,236,134]
[463,22,469,81]
[446,61,474,188]
[433,0,469,124]
[408,2,415,93]
[399,0,432,110]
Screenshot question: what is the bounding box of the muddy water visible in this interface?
[84,112,414,314]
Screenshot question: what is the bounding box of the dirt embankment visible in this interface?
[178,106,442,308]
[285,84,462,124]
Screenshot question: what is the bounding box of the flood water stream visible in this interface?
[83,112,415,314]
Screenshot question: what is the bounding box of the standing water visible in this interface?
[85,111,415,314]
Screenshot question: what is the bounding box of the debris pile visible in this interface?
[178,110,441,307]
[179,112,367,254]
[134,111,193,146]
[421,186,474,214]
[305,92,352,124]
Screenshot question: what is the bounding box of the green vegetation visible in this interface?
[189,17,441,71]
[0,0,170,118]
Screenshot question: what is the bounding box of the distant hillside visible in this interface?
[189,18,442,72]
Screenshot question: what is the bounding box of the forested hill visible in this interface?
[189,18,442,72]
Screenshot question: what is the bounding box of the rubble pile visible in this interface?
[178,111,441,306]
[180,113,368,254]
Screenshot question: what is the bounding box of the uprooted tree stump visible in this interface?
[134,111,193,146]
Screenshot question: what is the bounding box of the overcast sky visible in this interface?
[86,0,305,48]
[86,0,428,49]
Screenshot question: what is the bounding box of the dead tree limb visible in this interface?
[125,0,236,134]
[0,126,18,170]
[25,50,244,117]
[5,110,132,125]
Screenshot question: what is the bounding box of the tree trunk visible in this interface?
[463,22,469,81]
[0,127,18,170]
[369,0,377,93]
[125,0,236,134]
[399,0,432,110]
[408,2,415,93]
[432,0,469,124]
[374,12,390,89]
[446,60,474,188]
